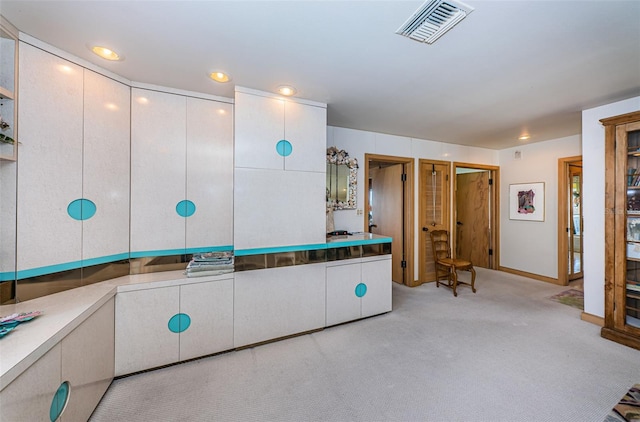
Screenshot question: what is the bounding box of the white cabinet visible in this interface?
[234,89,326,172]
[326,255,392,326]
[0,344,62,421]
[130,89,186,255]
[233,87,327,250]
[234,264,326,348]
[131,89,233,257]
[17,43,84,274]
[115,276,234,376]
[82,71,130,264]
[60,297,115,422]
[0,298,115,422]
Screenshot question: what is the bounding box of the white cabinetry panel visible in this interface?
[234,168,326,250]
[17,43,83,272]
[234,91,284,170]
[130,88,186,255]
[0,344,61,421]
[186,98,233,250]
[82,70,130,263]
[115,286,180,376]
[284,101,326,173]
[326,261,362,326]
[361,257,392,318]
[61,298,115,422]
[179,278,234,361]
[234,263,326,348]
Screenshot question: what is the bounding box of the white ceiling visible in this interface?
[1,0,639,150]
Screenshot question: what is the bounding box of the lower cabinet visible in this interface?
[115,276,234,376]
[326,255,392,327]
[234,263,326,348]
[0,298,115,422]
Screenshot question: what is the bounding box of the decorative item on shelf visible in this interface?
[0,111,16,145]
[184,251,234,278]
[0,311,43,338]
[326,146,358,210]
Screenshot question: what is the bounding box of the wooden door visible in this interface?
[419,160,450,283]
[567,164,583,280]
[456,171,490,267]
[370,164,404,283]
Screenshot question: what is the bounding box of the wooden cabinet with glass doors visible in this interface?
[602,110,640,350]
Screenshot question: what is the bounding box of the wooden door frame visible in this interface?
[364,154,414,287]
[557,155,582,286]
[452,162,500,269]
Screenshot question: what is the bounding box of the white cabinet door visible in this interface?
[60,298,115,422]
[17,43,83,274]
[361,256,392,318]
[234,91,284,170]
[234,264,326,348]
[130,88,186,256]
[115,286,180,376]
[82,70,130,264]
[284,101,326,173]
[326,261,362,326]
[234,168,326,250]
[186,98,233,251]
[179,278,234,361]
[0,344,62,421]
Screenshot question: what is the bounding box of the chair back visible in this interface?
[429,230,452,263]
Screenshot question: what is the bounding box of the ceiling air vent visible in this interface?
[395,0,474,44]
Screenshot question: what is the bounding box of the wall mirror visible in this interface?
[326,146,358,210]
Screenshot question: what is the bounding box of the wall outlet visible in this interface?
[357,209,363,215]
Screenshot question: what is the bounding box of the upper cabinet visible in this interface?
[0,18,18,160]
[602,110,640,351]
[234,87,326,173]
[130,88,233,257]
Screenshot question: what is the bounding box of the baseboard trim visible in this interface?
[581,312,604,327]
[498,266,561,285]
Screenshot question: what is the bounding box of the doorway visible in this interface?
[557,156,583,285]
[453,163,499,269]
[364,154,414,286]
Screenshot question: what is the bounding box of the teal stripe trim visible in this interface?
[235,243,327,257]
[327,237,392,248]
[130,246,233,259]
[0,272,16,282]
[82,253,130,267]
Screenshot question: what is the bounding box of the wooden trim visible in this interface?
[601,327,640,351]
[557,156,583,286]
[364,154,415,287]
[498,266,561,285]
[452,162,500,270]
[581,312,604,327]
[603,123,616,328]
[600,110,640,126]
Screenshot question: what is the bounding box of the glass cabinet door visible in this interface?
[626,128,640,329]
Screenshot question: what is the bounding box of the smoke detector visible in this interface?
[396,0,474,44]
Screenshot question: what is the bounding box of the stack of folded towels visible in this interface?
[185,251,234,277]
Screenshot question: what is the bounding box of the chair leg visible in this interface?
[450,268,458,297]
[470,267,477,293]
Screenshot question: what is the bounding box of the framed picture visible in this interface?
[509,182,545,221]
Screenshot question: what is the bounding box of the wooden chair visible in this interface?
[429,229,476,297]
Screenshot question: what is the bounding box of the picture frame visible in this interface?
[509,182,545,221]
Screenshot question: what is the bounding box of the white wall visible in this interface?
[582,96,640,318]
[327,126,499,281]
[498,135,581,279]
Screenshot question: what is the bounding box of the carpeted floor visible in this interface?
[90,268,640,422]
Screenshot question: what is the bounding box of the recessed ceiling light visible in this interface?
[277,85,297,96]
[209,71,231,83]
[519,135,530,141]
[91,46,122,61]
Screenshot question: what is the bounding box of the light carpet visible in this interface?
[90,268,640,422]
